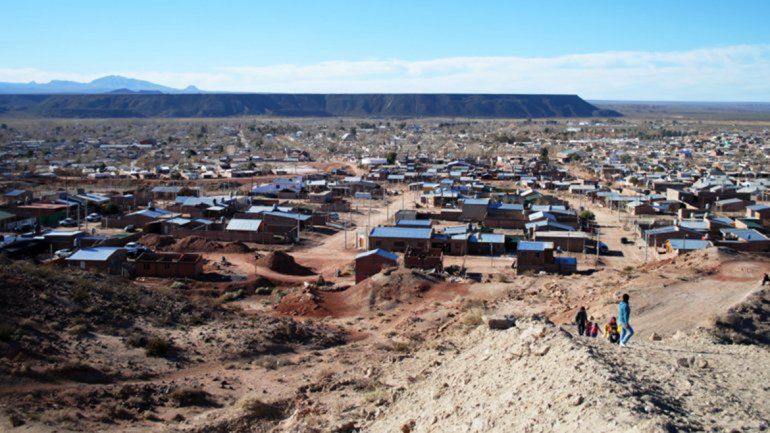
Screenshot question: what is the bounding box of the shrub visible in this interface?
[388,341,412,353]
[273,289,286,305]
[461,307,485,331]
[236,395,284,419]
[145,336,171,357]
[66,324,90,336]
[217,289,243,304]
[255,356,280,370]
[0,323,15,341]
[170,388,214,407]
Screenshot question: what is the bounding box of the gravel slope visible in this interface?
[365,317,770,433]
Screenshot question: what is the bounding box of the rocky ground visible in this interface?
[1,247,769,432]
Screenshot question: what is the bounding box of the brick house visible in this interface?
[354,248,398,283]
[133,252,204,278]
[368,226,433,252]
[65,246,127,274]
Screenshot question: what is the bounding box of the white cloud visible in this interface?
[2,45,770,100]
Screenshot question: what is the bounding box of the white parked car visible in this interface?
[86,213,102,222]
[54,249,74,258]
[125,242,148,256]
[59,217,77,227]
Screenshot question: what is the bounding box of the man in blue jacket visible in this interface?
[618,293,634,347]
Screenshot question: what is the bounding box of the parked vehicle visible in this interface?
[59,217,77,227]
[125,242,148,256]
[13,224,34,233]
[54,249,74,258]
[86,213,102,222]
[598,242,609,254]
[124,224,137,232]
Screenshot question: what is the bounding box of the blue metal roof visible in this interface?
[443,225,469,235]
[66,247,123,262]
[679,220,709,231]
[396,219,432,227]
[469,233,505,244]
[247,205,292,214]
[355,248,399,262]
[264,211,311,221]
[369,226,432,240]
[129,208,172,219]
[518,241,553,251]
[489,202,524,211]
[667,239,712,250]
[463,198,490,206]
[720,228,769,241]
[646,226,679,235]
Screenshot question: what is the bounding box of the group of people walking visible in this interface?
[574,294,634,347]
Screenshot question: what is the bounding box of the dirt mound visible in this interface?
[171,235,224,252]
[137,233,176,250]
[255,251,315,276]
[221,241,252,253]
[711,287,770,345]
[275,287,330,317]
[354,268,441,306]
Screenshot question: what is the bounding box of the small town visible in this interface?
[1,117,768,279]
[2,2,770,432]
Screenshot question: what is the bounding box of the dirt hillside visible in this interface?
[365,317,770,433]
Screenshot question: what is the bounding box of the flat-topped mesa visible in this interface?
[0,93,622,118]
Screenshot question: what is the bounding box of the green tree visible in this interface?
[386,151,398,165]
[539,147,549,164]
[579,210,595,221]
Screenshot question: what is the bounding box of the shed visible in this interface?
[354,248,398,283]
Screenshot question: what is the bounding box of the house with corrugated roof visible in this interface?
[65,246,126,273]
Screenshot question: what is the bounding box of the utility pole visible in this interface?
[596,222,600,260]
[644,232,649,263]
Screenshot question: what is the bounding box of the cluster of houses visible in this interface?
[566,173,770,255]
[2,137,770,284]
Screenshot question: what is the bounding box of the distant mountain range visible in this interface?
[0,93,621,119]
[0,75,202,94]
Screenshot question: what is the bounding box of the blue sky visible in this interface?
[2,0,770,100]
